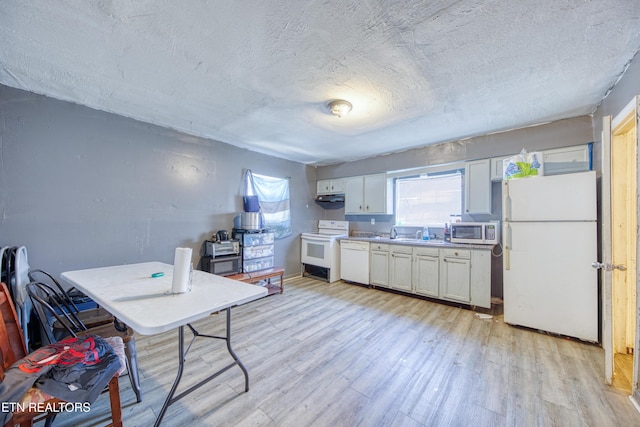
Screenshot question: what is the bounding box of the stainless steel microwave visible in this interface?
[450,221,500,245]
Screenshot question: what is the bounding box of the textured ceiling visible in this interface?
[1,1,639,165]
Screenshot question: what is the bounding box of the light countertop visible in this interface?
[339,236,496,250]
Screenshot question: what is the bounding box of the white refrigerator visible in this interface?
[502,171,598,342]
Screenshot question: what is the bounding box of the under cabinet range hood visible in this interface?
[315,194,345,209]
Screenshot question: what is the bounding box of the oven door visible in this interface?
[300,235,332,268]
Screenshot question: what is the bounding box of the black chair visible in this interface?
[27,281,143,403]
[28,269,115,329]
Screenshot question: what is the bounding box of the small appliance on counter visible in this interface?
[216,229,229,241]
[201,234,241,276]
[204,239,239,257]
[450,221,500,245]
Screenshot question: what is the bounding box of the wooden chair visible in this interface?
[26,282,142,403]
[0,282,123,427]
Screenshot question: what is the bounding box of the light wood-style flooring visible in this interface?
[43,276,640,426]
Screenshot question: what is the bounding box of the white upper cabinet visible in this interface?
[543,145,591,175]
[491,144,591,181]
[317,178,345,195]
[464,159,492,214]
[490,156,509,181]
[345,173,392,215]
[344,177,365,213]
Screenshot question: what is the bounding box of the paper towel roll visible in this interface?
[172,247,192,294]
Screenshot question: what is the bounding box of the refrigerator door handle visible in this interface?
[502,181,510,222]
[504,223,510,270]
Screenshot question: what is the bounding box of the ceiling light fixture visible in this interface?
[327,99,352,118]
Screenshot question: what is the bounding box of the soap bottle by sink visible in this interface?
[422,226,430,240]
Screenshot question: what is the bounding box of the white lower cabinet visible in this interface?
[412,247,439,297]
[366,243,492,308]
[389,245,413,291]
[440,248,471,303]
[369,243,389,287]
[469,249,491,309]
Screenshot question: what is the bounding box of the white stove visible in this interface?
[300,220,349,282]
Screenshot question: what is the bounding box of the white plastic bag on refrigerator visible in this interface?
[503,149,544,179]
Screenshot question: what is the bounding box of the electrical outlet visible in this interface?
[370,218,375,225]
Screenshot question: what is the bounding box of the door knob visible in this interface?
[591,262,627,271]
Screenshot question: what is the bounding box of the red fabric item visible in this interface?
[17,336,102,374]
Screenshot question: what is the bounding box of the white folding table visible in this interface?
[61,261,267,426]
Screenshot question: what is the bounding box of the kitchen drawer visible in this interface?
[370,243,389,252]
[243,244,274,260]
[390,245,413,254]
[242,232,275,247]
[243,256,274,272]
[413,246,439,257]
[440,248,471,259]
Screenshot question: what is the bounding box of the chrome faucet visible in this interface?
[415,229,423,240]
[390,226,398,239]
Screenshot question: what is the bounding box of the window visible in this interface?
[395,171,462,226]
[245,170,292,239]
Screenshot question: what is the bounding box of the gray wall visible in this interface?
[317,116,593,180]
[0,85,322,278]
